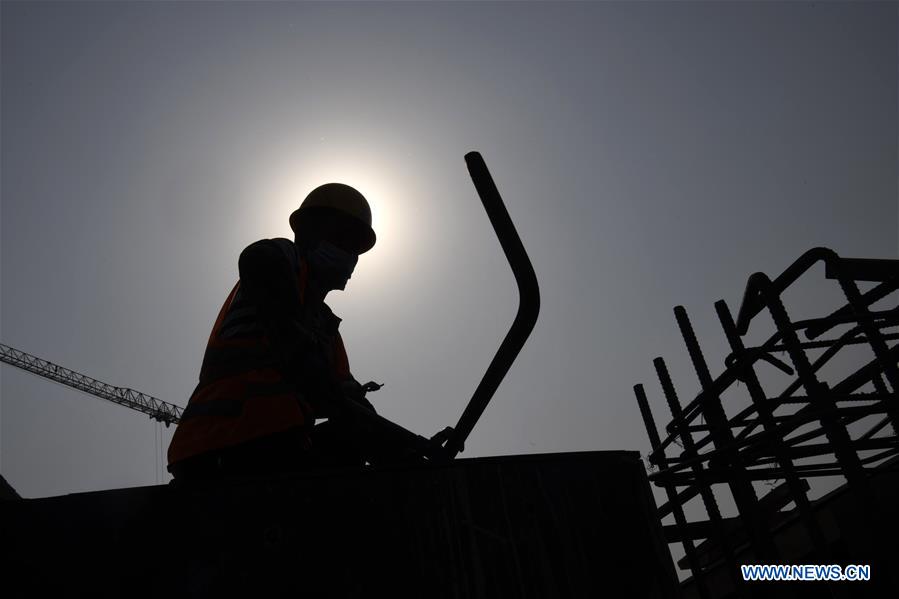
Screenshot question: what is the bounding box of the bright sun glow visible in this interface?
[257,150,419,294]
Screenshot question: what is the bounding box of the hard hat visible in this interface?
[290,183,376,254]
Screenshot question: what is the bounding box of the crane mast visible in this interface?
[0,343,182,425]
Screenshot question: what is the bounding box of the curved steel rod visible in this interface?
[736,247,837,335]
[442,152,541,459]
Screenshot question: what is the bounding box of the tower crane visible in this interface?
[0,343,182,425]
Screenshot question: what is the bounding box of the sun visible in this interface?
[258,151,412,288]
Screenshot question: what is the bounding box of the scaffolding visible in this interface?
[634,247,899,598]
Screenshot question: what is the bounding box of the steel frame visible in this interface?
[635,248,899,598]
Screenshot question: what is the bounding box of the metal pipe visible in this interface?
[443,152,540,459]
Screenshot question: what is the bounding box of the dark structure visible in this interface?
[3,451,679,598]
[635,248,899,599]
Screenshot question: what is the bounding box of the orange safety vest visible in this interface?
[168,244,352,467]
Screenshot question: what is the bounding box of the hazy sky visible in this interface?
[1,0,896,548]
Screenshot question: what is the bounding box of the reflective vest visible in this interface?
[168,240,352,467]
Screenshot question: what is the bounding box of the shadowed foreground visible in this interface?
[3,451,679,598]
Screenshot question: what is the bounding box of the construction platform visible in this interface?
[2,450,680,598]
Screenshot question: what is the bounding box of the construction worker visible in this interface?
[167,183,381,480]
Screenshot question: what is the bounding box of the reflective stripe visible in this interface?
[244,379,298,397]
[180,381,303,422]
[219,301,261,339]
[219,321,264,340]
[180,398,244,422]
[221,304,256,322]
[199,344,277,383]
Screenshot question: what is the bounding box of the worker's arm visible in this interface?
[237,239,335,412]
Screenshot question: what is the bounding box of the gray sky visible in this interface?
[1,1,896,562]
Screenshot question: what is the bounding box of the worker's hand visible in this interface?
[338,379,377,414]
[361,381,384,394]
[430,427,461,451]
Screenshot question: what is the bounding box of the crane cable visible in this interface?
[155,421,165,484]
[154,421,159,485]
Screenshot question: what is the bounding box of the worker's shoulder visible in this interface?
[266,237,300,266]
[241,237,301,270]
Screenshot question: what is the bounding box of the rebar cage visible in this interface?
[634,247,899,599]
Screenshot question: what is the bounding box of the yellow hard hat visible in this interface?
[290,183,376,253]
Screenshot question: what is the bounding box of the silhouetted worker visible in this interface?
[167,183,382,480]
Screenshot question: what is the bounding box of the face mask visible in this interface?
[308,241,359,290]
